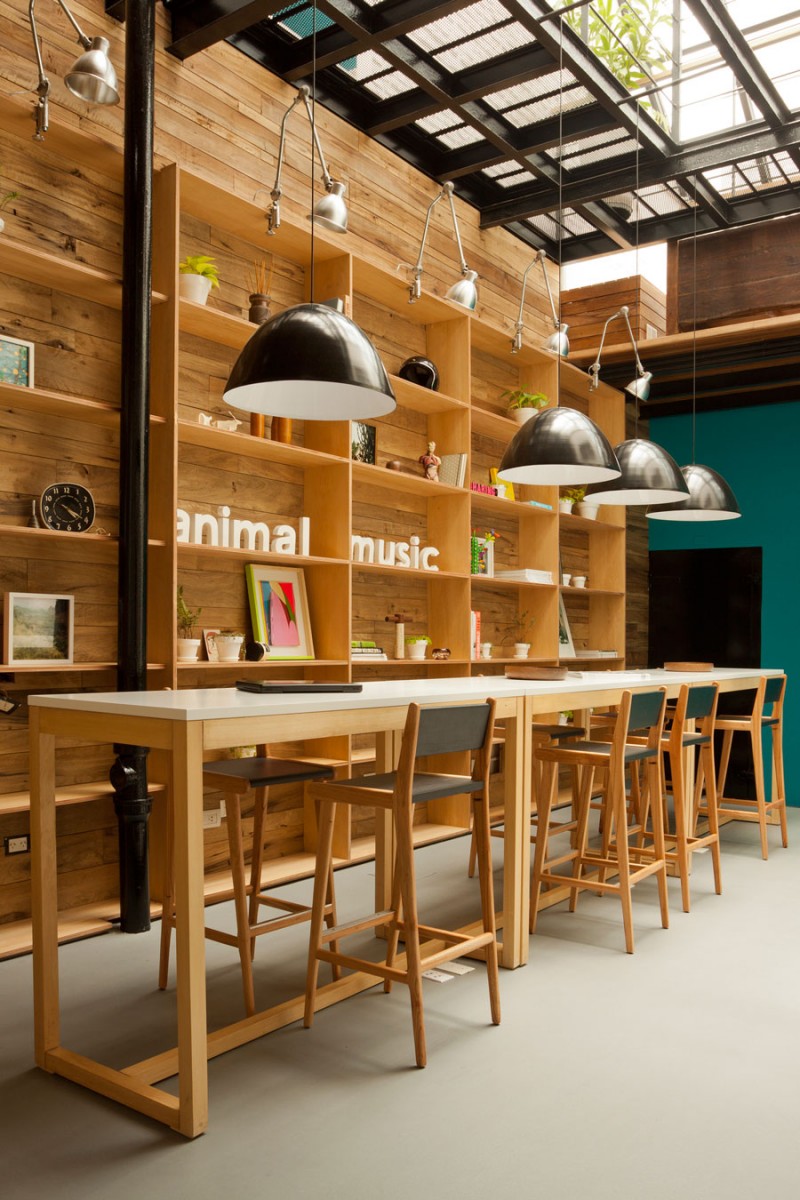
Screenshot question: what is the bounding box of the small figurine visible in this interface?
[419,440,442,482]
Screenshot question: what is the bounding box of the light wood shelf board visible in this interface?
[470,405,519,439]
[354,561,465,581]
[179,299,253,348]
[0,239,165,308]
[470,576,556,593]
[178,419,344,468]
[353,259,468,324]
[176,543,347,568]
[559,512,624,533]
[389,375,467,415]
[351,460,465,498]
[560,587,625,597]
[351,658,472,668]
[0,662,116,674]
[0,780,165,817]
[0,381,119,426]
[177,659,348,672]
[0,526,118,562]
[470,491,555,518]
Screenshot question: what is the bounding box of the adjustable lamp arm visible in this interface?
[29,0,51,139]
[409,181,469,303]
[512,249,562,354]
[268,84,337,235]
[588,305,646,390]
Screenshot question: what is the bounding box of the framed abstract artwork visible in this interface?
[245,565,314,659]
[0,335,34,388]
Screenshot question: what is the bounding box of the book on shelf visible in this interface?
[438,453,467,489]
[351,640,387,660]
[526,499,553,511]
[494,568,553,584]
[470,610,481,660]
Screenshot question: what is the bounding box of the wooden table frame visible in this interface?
[29,669,778,1137]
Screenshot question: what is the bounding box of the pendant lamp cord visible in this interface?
[691,173,697,464]
[633,103,641,439]
[309,1,317,303]
[556,18,563,410]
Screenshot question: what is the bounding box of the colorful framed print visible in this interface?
[3,592,73,665]
[351,421,378,465]
[245,565,314,659]
[470,535,495,577]
[558,593,575,658]
[0,335,34,388]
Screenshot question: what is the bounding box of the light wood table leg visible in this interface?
[500,697,530,968]
[374,728,400,917]
[172,722,209,1139]
[30,710,59,1069]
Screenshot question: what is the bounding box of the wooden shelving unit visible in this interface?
[0,100,627,956]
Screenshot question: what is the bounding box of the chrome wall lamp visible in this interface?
[266,84,348,236]
[28,0,119,140]
[588,304,652,400]
[408,181,478,310]
[512,249,569,357]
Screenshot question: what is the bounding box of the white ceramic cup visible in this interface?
[573,575,587,588]
[480,642,493,659]
[562,573,571,586]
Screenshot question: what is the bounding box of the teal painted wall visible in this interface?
[649,403,797,806]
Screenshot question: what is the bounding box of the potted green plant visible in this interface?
[503,388,549,425]
[179,254,220,305]
[405,634,431,660]
[560,486,585,514]
[501,610,535,659]
[0,175,18,235]
[215,630,244,662]
[176,585,202,661]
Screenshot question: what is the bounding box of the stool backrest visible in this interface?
[764,675,786,707]
[684,684,718,721]
[626,690,666,735]
[668,682,719,757]
[414,702,494,759]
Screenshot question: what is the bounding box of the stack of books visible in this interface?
[351,640,388,661]
[494,568,553,584]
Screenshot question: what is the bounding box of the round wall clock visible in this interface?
[40,482,95,533]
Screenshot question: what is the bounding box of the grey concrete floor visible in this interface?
[1,810,798,1200]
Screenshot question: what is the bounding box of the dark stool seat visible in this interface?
[159,745,336,1016]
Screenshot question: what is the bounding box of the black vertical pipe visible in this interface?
[112,0,155,932]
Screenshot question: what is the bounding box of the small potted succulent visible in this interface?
[179,254,219,305]
[503,388,549,425]
[215,630,244,662]
[176,586,202,661]
[405,634,431,660]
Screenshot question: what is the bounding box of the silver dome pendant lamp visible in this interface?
[585,111,688,507]
[648,176,740,522]
[499,19,620,489]
[224,4,396,422]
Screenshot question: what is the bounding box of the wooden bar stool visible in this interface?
[708,674,788,859]
[466,722,584,878]
[304,700,500,1068]
[159,746,337,1016]
[531,689,670,954]
[632,683,721,913]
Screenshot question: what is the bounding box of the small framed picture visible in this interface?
[489,467,515,501]
[203,628,220,661]
[3,592,73,665]
[558,593,576,658]
[245,565,314,659]
[0,335,35,388]
[351,421,377,465]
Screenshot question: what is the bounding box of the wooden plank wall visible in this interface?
[561,275,667,354]
[0,0,645,924]
[666,216,800,332]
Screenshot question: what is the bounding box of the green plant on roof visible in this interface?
[179,254,220,288]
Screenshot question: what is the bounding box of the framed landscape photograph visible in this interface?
[3,592,73,665]
[245,565,314,659]
[351,421,377,465]
[0,335,34,388]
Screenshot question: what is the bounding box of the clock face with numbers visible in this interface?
[40,483,95,533]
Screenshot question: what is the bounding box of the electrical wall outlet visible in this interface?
[202,808,221,830]
[4,834,30,855]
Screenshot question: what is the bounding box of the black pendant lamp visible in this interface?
[648,463,740,521]
[499,22,619,490]
[223,5,395,422]
[647,177,740,523]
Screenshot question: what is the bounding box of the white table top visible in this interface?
[28,667,781,723]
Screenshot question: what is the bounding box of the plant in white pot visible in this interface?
[176,586,202,661]
[215,630,244,662]
[560,486,585,514]
[575,496,600,520]
[501,609,535,659]
[179,254,219,305]
[503,388,549,425]
[405,634,431,660]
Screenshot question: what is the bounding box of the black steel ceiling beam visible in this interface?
[682,0,790,130]
[501,0,674,158]
[479,117,800,226]
[166,0,290,61]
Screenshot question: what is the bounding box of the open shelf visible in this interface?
[0,780,164,818]
[0,381,120,426]
[352,460,465,498]
[389,374,467,415]
[179,298,254,348]
[178,419,344,468]
[0,238,166,308]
